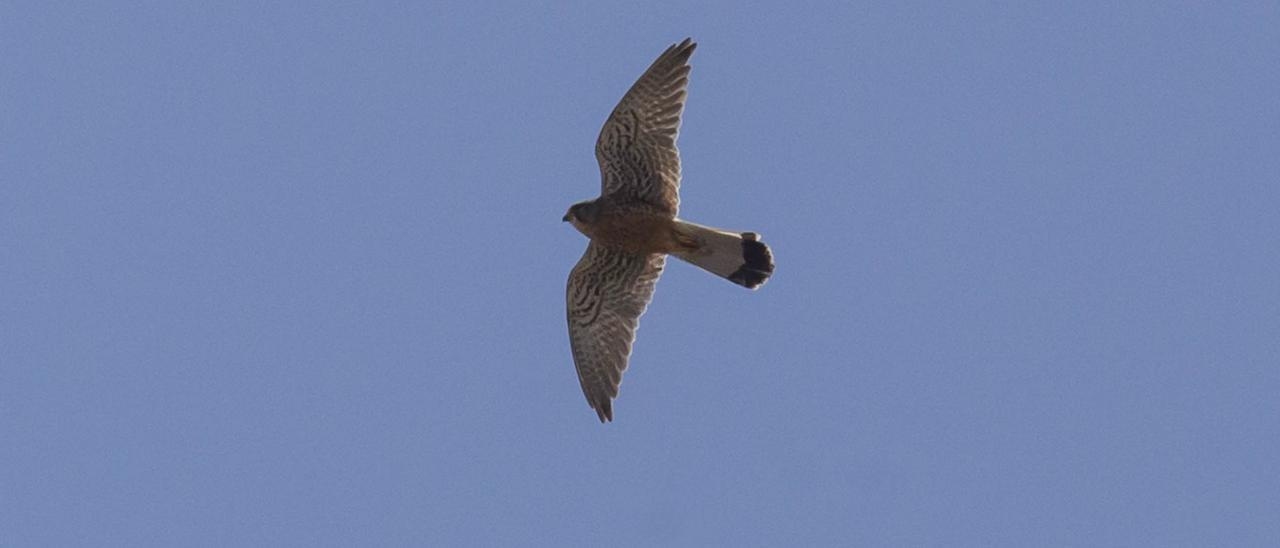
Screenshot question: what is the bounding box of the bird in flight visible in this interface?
[564,38,775,422]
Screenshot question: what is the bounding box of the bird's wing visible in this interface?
[595,38,695,215]
[566,242,666,422]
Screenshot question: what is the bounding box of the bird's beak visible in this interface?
[562,213,571,222]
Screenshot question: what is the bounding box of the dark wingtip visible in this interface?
[728,235,775,289]
[594,400,613,423]
[666,38,696,63]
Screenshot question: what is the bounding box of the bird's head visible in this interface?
[563,200,599,231]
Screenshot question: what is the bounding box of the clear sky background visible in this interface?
[3,2,1277,546]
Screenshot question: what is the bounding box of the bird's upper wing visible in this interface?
[595,38,695,215]
[566,242,666,422]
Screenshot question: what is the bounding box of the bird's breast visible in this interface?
[584,211,686,255]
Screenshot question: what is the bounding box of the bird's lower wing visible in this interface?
[566,243,665,422]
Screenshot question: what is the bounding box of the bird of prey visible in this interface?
[564,38,775,422]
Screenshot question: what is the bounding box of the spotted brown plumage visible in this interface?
[565,38,776,422]
[595,38,694,215]
[566,245,664,422]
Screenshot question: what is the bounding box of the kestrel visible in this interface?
[564,38,775,422]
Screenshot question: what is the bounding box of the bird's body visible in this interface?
[566,197,696,256]
[564,38,775,422]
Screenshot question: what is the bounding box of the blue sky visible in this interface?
[3,2,1278,545]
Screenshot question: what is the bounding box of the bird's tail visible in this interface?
[671,220,774,289]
